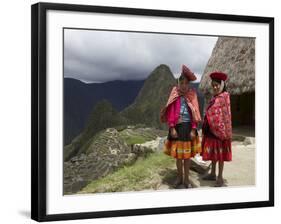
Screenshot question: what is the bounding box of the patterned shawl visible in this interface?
[205,91,232,140]
[160,86,201,123]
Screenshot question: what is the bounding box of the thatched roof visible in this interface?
[199,37,255,95]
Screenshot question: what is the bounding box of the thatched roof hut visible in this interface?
[199,37,255,96]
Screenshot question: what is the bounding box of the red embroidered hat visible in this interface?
[209,71,228,81]
[181,64,197,81]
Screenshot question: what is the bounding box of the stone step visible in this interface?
[190,157,211,174]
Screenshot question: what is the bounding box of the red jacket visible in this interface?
[205,91,232,140]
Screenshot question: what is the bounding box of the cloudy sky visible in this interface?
[64,29,217,83]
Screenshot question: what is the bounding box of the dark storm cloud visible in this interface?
[64,29,217,83]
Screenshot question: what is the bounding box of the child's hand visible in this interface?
[190,129,196,140]
[171,128,178,138]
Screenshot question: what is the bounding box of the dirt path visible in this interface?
[191,140,255,188]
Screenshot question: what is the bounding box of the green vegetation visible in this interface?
[78,152,175,193]
[120,64,176,130]
[119,128,156,145]
[83,99,127,141]
[120,134,150,145]
[64,99,128,161]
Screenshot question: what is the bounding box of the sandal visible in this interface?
[214,179,225,187]
[183,178,193,188]
[184,182,192,188]
[202,174,217,181]
[173,177,183,188]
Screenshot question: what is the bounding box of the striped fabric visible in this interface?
[163,136,201,159]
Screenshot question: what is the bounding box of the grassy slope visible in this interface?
[119,128,157,145]
[78,152,175,193]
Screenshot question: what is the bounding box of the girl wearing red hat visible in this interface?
[160,65,202,188]
[201,71,232,187]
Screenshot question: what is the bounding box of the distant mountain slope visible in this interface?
[120,64,176,129]
[64,78,145,145]
[64,99,129,161]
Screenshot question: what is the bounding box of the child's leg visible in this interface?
[175,159,183,184]
[203,160,217,180]
[215,161,224,187]
[183,159,190,185]
[210,160,217,176]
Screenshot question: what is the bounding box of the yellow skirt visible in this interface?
[163,136,201,159]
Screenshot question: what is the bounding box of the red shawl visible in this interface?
[205,91,232,140]
[160,86,201,124]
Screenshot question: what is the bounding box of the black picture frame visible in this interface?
[31,2,274,222]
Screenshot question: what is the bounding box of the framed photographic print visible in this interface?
[31,2,274,222]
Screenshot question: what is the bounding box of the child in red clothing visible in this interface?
[201,71,232,187]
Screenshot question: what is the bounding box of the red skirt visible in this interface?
[201,135,232,161]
